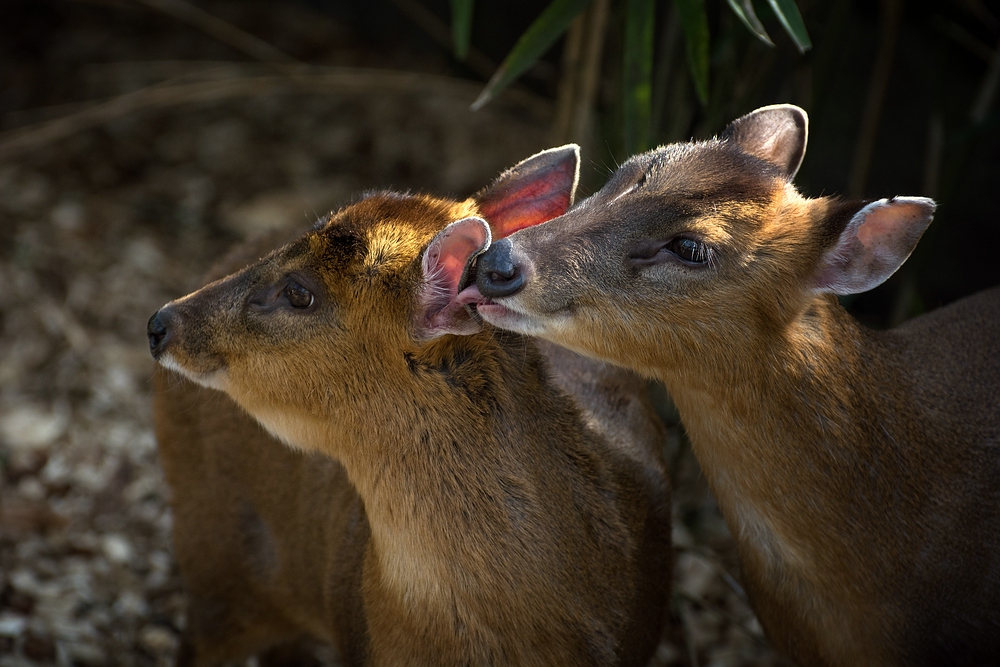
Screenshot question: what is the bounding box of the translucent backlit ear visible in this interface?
[722,104,808,180]
[416,217,492,339]
[475,144,580,239]
[813,197,936,295]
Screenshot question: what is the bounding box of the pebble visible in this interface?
[114,590,149,617]
[0,614,27,638]
[101,534,133,564]
[51,200,85,231]
[16,476,47,501]
[0,405,67,450]
[139,625,178,653]
[676,552,718,600]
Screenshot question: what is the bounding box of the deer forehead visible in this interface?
[608,150,783,234]
[315,196,480,276]
[644,140,779,191]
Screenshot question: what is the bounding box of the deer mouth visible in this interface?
[156,351,229,391]
[456,280,488,307]
[453,281,541,336]
[454,269,510,322]
[476,300,526,324]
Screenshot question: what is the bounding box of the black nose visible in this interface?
[476,239,525,298]
[147,310,170,359]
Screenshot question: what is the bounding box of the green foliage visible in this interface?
[623,0,655,153]
[675,0,711,106]
[470,0,593,110]
[449,0,475,60]
[725,0,773,46]
[765,0,811,53]
[464,0,811,150]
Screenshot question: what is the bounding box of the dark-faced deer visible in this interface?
[469,106,1000,666]
[148,146,672,667]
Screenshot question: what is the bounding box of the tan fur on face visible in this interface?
[152,188,672,667]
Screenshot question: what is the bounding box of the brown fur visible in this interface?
[471,107,1000,666]
[150,168,672,665]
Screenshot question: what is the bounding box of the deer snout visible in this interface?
[476,238,527,298]
[147,308,175,359]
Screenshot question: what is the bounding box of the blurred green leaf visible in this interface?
[472,0,592,110]
[766,0,811,53]
[450,0,474,60]
[675,0,710,105]
[726,0,773,46]
[624,0,654,153]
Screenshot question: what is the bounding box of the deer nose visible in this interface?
[147,309,172,359]
[476,239,525,298]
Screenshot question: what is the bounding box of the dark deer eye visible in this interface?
[285,281,314,309]
[667,238,711,264]
[629,236,713,266]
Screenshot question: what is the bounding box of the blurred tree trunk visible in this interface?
[551,0,610,152]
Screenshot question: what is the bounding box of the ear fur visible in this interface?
[416,217,492,339]
[475,144,580,239]
[813,197,936,295]
[722,104,808,180]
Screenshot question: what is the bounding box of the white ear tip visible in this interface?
[860,196,937,217]
[455,215,491,227]
[755,103,809,124]
[451,216,492,244]
[539,144,580,157]
[891,196,937,212]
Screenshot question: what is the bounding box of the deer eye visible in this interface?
[629,236,713,266]
[285,281,314,309]
[667,237,711,264]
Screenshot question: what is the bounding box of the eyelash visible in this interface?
[667,238,711,264]
[629,237,714,266]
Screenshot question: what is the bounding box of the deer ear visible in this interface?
[475,144,580,239]
[416,217,492,339]
[722,104,808,180]
[813,197,936,295]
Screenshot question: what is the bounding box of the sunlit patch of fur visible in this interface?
[366,223,424,276]
[373,524,453,607]
[238,401,337,455]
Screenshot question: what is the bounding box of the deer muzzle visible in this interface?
[476,238,527,298]
[147,308,175,360]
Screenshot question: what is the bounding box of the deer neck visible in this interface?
[335,334,574,612]
[661,295,894,569]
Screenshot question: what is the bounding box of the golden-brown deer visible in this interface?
[469,106,1000,666]
[147,146,672,667]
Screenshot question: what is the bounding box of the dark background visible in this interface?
[0,1,996,664]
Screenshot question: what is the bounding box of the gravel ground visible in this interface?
[0,2,789,665]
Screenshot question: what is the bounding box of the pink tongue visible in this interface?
[456,284,486,306]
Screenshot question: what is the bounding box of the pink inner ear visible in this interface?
[427,232,482,296]
[476,145,580,239]
[815,197,935,295]
[418,217,491,339]
[480,174,574,239]
[856,200,928,250]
